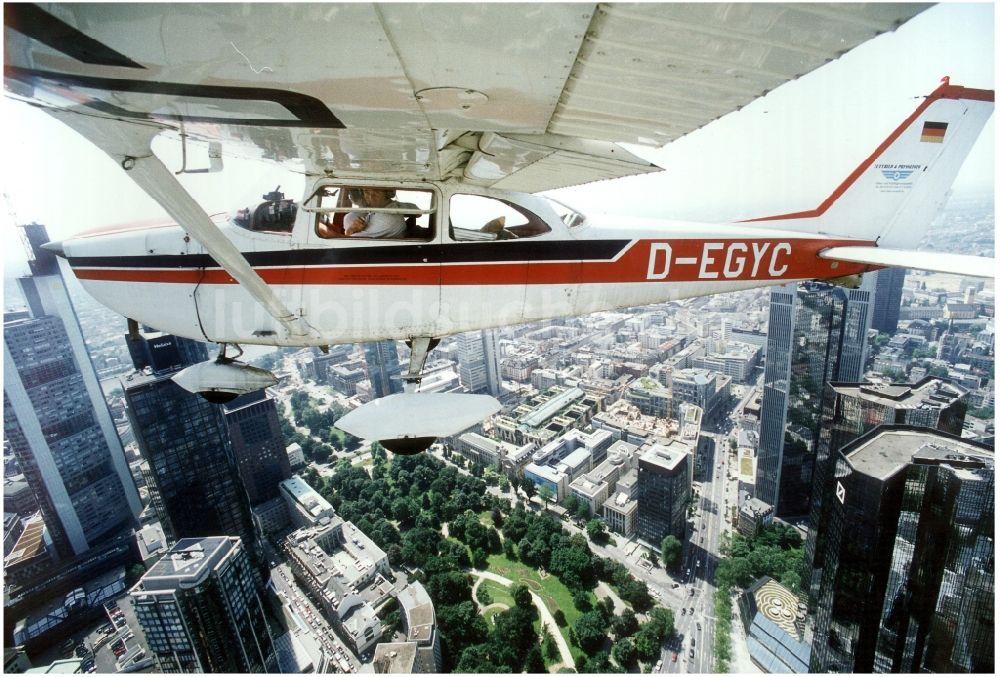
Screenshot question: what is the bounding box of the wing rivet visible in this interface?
[121,156,136,171]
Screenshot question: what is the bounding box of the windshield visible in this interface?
[539,195,586,228]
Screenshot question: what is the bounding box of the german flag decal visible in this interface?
[920,121,947,143]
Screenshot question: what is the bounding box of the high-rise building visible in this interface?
[130,536,278,673]
[363,340,403,399]
[756,278,874,517]
[3,224,140,559]
[809,427,993,673]
[222,391,291,506]
[871,267,907,334]
[123,333,255,550]
[636,440,692,544]
[457,329,502,396]
[805,377,968,594]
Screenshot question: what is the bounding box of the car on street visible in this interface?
[672,652,677,663]
[696,622,702,631]
[689,649,695,659]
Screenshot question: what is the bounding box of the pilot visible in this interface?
[345,188,416,238]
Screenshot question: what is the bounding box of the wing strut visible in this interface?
[45,110,317,341]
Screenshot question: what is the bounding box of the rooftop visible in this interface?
[833,376,966,409]
[140,537,235,590]
[845,428,993,481]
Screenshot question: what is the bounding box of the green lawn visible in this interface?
[486,553,596,664]
[479,579,515,608]
[477,575,561,670]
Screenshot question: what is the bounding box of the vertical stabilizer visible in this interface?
[744,82,993,249]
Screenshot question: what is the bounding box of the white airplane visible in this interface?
[5,3,994,453]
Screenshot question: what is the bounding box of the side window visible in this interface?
[449,194,552,241]
[312,187,435,241]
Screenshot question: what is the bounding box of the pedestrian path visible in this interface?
[471,570,575,670]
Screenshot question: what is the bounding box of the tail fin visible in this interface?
[743,81,993,249]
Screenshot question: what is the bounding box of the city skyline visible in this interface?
[2,2,994,673]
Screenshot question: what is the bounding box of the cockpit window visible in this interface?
[232,187,296,233]
[541,195,586,228]
[449,194,552,241]
[310,186,435,240]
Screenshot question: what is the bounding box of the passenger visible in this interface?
[317,188,364,238]
[345,188,416,238]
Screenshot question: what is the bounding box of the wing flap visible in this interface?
[820,246,995,279]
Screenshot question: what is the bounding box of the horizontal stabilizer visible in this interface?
[820,246,995,279]
[336,393,501,446]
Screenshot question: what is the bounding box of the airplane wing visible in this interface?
[4,2,928,192]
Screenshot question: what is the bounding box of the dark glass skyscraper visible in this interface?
[363,340,403,399]
[122,332,255,550]
[871,267,907,334]
[222,390,290,506]
[3,225,140,559]
[637,442,692,543]
[130,536,277,673]
[756,278,874,516]
[809,427,993,673]
[805,377,968,596]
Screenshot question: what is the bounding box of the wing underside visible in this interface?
[5,2,927,191]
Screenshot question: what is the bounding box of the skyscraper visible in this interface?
[756,278,874,516]
[130,536,278,673]
[363,340,403,399]
[457,329,502,396]
[805,377,968,593]
[870,267,907,334]
[809,427,993,673]
[123,332,255,550]
[636,441,692,544]
[222,390,291,506]
[3,224,140,559]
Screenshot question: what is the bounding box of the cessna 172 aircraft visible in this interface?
[4,3,994,452]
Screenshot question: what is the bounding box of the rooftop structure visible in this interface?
[738,577,810,673]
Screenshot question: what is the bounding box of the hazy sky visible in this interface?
[2,2,994,277]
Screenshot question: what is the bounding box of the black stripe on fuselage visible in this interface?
[67,239,634,270]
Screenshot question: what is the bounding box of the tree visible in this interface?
[633,627,660,661]
[611,637,636,668]
[661,535,682,570]
[537,484,555,505]
[525,646,546,674]
[572,590,592,612]
[575,501,591,521]
[512,584,534,611]
[544,633,559,661]
[572,610,608,654]
[611,608,639,639]
[521,478,537,500]
[503,538,517,560]
[553,609,567,627]
[585,519,608,543]
[647,607,675,641]
[562,494,580,514]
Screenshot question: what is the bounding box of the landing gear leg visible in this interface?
[402,337,440,392]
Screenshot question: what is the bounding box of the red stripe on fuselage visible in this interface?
[71,237,875,286]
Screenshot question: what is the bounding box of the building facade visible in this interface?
[457,329,502,396]
[870,267,907,334]
[123,334,255,551]
[636,441,692,544]
[756,279,874,517]
[808,428,993,674]
[222,391,291,506]
[130,537,277,673]
[3,226,140,560]
[363,341,403,400]
[804,377,969,599]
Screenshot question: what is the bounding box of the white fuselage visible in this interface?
[60,182,873,347]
